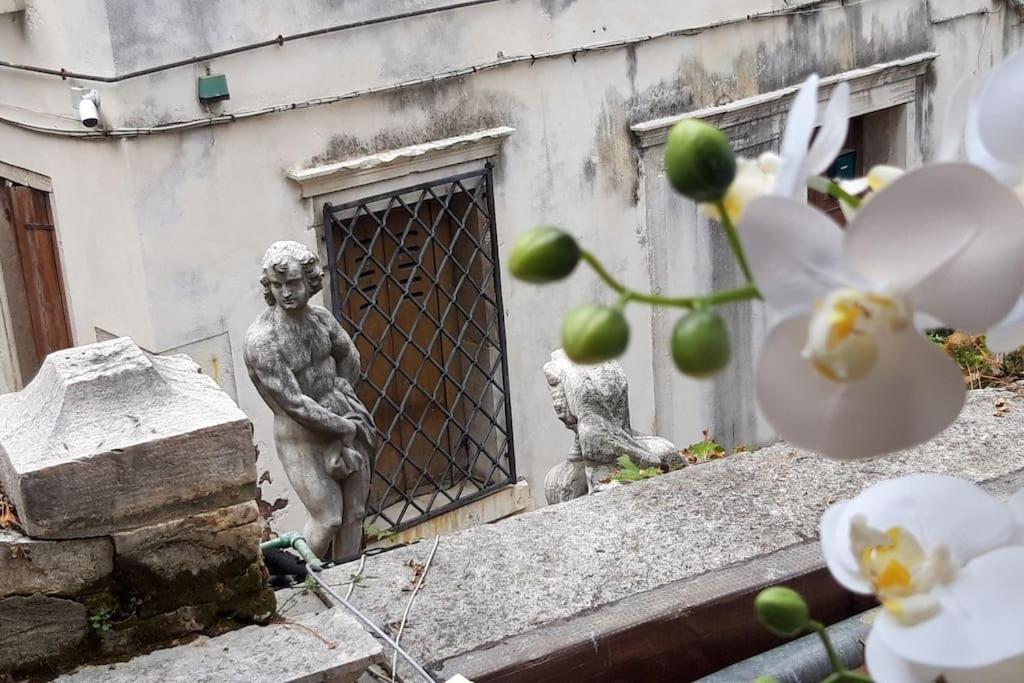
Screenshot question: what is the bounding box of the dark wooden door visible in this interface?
[0,184,72,377]
[340,198,468,510]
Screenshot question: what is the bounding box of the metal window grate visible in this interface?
[324,167,516,533]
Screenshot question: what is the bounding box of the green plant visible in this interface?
[610,455,661,483]
[89,607,114,632]
[684,431,728,463]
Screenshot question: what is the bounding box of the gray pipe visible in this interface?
[697,609,877,683]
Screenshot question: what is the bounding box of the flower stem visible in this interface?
[579,250,761,309]
[808,620,872,680]
[713,199,755,284]
[826,181,863,210]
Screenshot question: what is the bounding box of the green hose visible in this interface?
[260,532,323,571]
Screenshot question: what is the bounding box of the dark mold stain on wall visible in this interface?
[306,78,520,168]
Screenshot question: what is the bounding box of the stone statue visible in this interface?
[543,349,683,504]
[243,241,377,562]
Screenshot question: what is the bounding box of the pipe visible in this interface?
[307,566,436,683]
[0,0,883,140]
[260,531,323,570]
[0,0,506,83]
[696,609,876,683]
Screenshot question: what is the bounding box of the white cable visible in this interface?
[307,566,436,683]
[391,536,441,683]
[0,0,887,139]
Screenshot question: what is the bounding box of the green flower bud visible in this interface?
[755,586,810,637]
[509,227,581,283]
[664,119,736,202]
[671,310,730,377]
[562,305,629,364]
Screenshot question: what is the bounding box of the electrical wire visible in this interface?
[307,566,436,683]
[0,0,507,83]
[0,0,901,139]
[390,535,441,683]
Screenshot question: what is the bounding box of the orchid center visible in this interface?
[850,515,957,626]
[803,288,909,382]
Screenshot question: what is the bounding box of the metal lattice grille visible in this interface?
[324,167,516,532]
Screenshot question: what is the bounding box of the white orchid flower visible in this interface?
[834,165,906,222]
[820,474,1024,681]
[701,74,849,223]
[954,49,1024,352]
[740,163,1024,460]
[773,74,850,199]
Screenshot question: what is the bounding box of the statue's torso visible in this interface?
[268,307,338,402]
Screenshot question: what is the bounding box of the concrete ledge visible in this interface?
[317,388,1024,680]
[59,606,383,683]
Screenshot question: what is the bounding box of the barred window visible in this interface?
[324,167,516,532]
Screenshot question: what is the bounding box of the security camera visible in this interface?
[77,90,100,128]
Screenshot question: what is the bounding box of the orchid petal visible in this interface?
[986,296,1024,352]
[867,630,1024,683]
[756,316,965,460]
[804,81,850,175]
[967,94,1024,187]
[819,500,873,594]
[844,163,1024,331]
[775,74,819,198]
[876,546,1024,669]
[1008,487,1024,544]
[866,631,944,683]
[827,474,1016,572]
[977,49,1024,166]
[838,177,870,196]
[738,196,851,315]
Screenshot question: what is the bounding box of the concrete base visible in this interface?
[58,606,383,683]
[313,388,1024,680]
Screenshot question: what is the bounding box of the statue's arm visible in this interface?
[244,342,355,438]
[324,312,361,385]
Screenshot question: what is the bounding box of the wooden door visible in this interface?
[0,184,72,378]
[340,197,467,511]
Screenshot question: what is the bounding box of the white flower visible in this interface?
[774,74,850,200]
[956,48,1024,352]
[740,163,1024,459]
[701,75,849,222]
[820,474,1024,681]
[835,165,906,221]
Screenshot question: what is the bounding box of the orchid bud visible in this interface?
[664,119,737,202]
[509,227,581,283]
[562,305,629,364]
[671,310,730,377]
[755,586,810,637]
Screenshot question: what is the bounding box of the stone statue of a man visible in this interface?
[243,241,377,562]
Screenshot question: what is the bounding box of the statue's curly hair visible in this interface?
[259,241,324,306]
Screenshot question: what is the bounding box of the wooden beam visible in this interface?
[432,541,875,682]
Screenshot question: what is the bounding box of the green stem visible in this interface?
[713,199,755,283]
[826,181,863,210]
[808,620,856,678]
[580,250,761,309]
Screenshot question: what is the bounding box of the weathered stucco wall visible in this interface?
[0,0,1019,530]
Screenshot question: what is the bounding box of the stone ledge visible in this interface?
[0,531,113,598]
[315,388,1024,679]
[59,606,384,683]
[0,338,257,539]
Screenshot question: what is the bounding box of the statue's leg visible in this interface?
[274,416,345,559]
[335,451,372,560]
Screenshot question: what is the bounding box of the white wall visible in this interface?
[0,0,1017,530]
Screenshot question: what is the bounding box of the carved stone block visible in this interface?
[0,338,256,539]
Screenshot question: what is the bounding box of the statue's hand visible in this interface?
[338,417,357,442]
